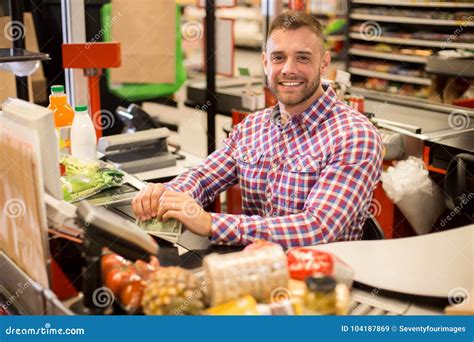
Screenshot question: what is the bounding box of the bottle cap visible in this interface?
[51,85,64,94]
[75,105,88,112]
[305,274,337,293]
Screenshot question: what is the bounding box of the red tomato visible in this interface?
[134,260,157,280]
[148,256,160,269]
[105,267,140,296]
[101,253,130,278]
[120,280,145,312]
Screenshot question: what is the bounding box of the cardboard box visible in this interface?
[111,0,176,84]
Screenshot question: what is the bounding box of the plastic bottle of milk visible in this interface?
[70,105,97,160]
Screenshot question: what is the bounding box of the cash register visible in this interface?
[97,104,178,174]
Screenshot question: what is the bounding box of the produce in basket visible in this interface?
[142,267,205,315]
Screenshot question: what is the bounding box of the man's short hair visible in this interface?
[267,10,325,48]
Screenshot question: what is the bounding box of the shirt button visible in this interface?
[295,165,302,171]
[242,154,248,162]
[266,191,272,199]
[273,212,278,217]
[271,160,278,169]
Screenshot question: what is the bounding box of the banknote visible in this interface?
[137,217,182,244]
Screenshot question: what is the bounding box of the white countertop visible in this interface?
[311,225,474,299]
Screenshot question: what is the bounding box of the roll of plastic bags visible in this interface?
[381,157,446,235]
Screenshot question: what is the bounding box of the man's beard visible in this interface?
[269,73,321,106]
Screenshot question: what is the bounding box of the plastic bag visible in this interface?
[381,157,445,235]
[60,155,125,202]
[203,244,289,306]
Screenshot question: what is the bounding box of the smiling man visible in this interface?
[132,11,383,248]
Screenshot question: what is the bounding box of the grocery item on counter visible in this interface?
[60,155,125,202]
[288,279,307,303]
[335,283,351,316]
[203,243,289,306]
[287,248,354,287]
[100,247,354,316]
[120,280,145,313]
[101,253,160,313]
[48,85,74,154]
[257,301,300,315]
[303,275,337,315]
[206,295,260,315]
[289,278,350,316]
[70,105,97,161]
[142,267,205,315]
[206,294,303,316]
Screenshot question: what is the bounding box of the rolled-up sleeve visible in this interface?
[164,123,241,207]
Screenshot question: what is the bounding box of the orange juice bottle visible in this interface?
[48,85,74,154]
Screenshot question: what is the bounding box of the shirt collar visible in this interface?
[270,84,337,131]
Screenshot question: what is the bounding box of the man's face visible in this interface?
[263,27,329,107]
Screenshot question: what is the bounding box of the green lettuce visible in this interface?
[60,156,124,202]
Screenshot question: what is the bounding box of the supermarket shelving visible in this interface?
[349,48,429,63]
[349,67,433,85]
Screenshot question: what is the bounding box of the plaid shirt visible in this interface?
[165,85,383,248]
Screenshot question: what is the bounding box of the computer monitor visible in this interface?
[2,98,62,199]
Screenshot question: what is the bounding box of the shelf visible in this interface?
[349,67,432,85]
[350,13,474,26]
[351,0,474,8]
[0,48,50,63]
[312,12,346,16]
[349,48,428,63]
[349,33,474,50]
[426,56,474,78]
[350,86,430,102]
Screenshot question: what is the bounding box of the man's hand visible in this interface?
[157,190,212,237]
[132,183,166,221]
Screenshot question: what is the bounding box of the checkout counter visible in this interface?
[0,95,472,317]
